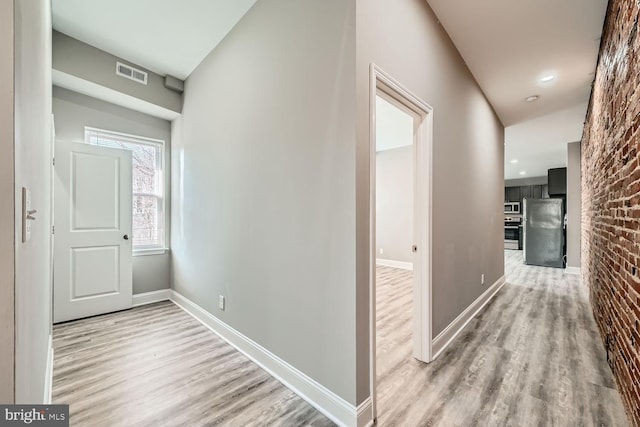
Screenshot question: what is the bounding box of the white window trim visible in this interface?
[84,127,168,254]
[133,248,170,257]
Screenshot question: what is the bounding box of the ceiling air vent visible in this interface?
[116,61,148,85]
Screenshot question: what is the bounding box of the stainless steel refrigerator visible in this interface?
[523,198,565,268]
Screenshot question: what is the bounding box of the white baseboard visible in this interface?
[356,397,374,427]
[432,275,506,359]
[169,290,358,427]
[376,258,413,271]
[132,289,171,307]
[564,266,581,275]
[43,334,53,404]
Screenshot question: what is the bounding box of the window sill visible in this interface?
[133,248,170,257]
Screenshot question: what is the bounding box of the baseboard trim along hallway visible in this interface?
[432,275,506,359]
[375,258,413,271]
[169,290,366,427]
[132,289,172,307]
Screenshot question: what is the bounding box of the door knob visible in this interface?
[123,234,129,240]
[412,245,418,253]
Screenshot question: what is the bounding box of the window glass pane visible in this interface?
[133,195,163,247]
[91,137,159,195]
[85,128,165,249]
[130,144,158,194]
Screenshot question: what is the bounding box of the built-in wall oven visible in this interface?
[504,202,520,215]
[504,216,521,250]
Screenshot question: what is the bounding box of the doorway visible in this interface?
[369,65,433,421]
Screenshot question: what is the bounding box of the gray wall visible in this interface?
[171,0,356,404]
[52,87,171,294]
[376,147,413,263]
[356,0,505,403]
[0,0,15,403]
[567,141,581,269]
[133,255,171,294]
[14,0,53,403]
[505,176,547,187]
[52,31,182,114]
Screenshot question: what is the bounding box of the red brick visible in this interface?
[583,1,640,425]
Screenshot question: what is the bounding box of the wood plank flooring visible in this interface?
[52,302,334,427]
[53,250,628,426]
[376,250,629,426]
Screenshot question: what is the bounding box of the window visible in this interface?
[85,127,166,253]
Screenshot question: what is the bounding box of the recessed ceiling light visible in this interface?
[525,95,539,102]
[540,75,555,83]
[510,159,519,164]
[519,171,527,175]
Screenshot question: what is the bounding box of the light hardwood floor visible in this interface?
[52,302,334,427]
[376,250,628,426]
[53,251,628,426]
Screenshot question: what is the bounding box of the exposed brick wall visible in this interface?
[582,1,640,425]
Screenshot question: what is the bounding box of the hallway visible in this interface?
[375,251,627,426]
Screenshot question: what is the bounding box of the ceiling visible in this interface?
[504,104,586,180]
[375,96,414,152]
[52,0,608,179]
[427,0,607,180]
[52,0,257,80]
[427,0,607,127]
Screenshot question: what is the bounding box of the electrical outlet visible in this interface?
[219,295,225,311]
[379,248,384,255]
[481,274,485,285]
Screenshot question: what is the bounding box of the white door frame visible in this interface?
[369,63,433,421]
[50,114,55,328]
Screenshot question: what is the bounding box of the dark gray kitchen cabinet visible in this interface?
[531,185,542,199]
[519,186,532,207]
[506,187,520,203]
[548,167,567,196]
[505,184,550,210]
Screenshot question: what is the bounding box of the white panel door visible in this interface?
[54,140,133,323]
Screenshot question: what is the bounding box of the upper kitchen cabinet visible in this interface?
[505,182,550,208]
[548,167,567,196]
[519,185,532,207]
[531,185,543,199]
[506,187,520,203]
